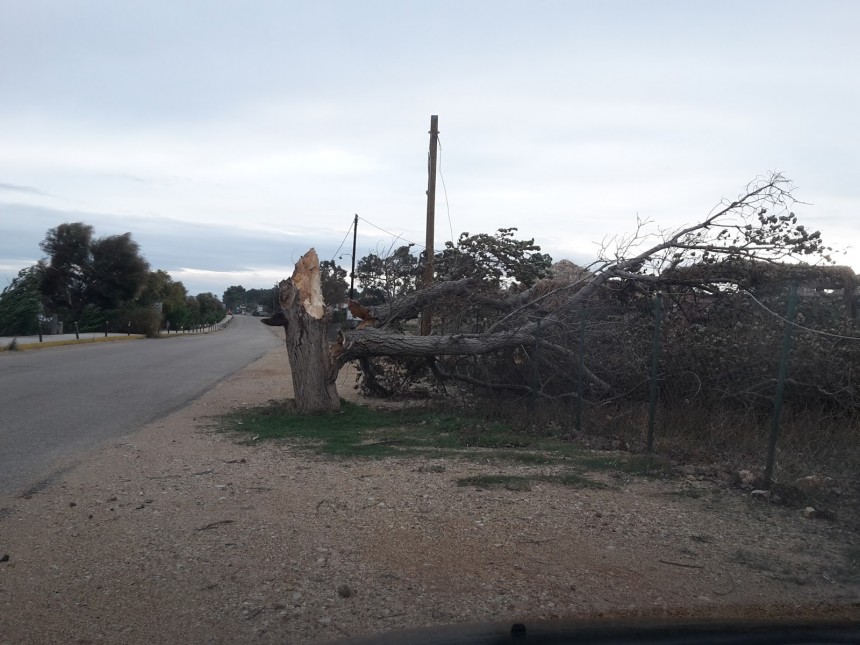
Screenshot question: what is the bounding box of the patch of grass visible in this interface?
[618,454,674,477]
[221,400,542,458]
[459,450,560,465]
[220,400,673,489]
[571,453,673,478]
[551,472,608,489]
[222,400,589,462]
[456,472,606,491]
[222,400,435,456]
[495,451,558,465]
[411,449,461,461]
[455,423,535,449]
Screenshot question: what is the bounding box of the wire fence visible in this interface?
[502,281,860,482]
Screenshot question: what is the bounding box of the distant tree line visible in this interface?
[222,285,278,315]
[0,222,225,336]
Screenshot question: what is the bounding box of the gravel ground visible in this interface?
[1,344,858,643]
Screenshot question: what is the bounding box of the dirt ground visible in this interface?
[1,342,858,644]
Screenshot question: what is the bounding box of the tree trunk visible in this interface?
[278,249,341,413]
[336,326,537,362]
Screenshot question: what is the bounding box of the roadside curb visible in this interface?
[0,335,146,352]
[1,316,235,352]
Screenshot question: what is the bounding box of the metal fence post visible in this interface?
[576,307,586,433]
[646,292,663,452]
[764,282,799,483]
[531,317,541,407]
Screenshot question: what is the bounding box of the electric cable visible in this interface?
[331,218,355,262]
[356,215,424,249]
[742,289,860,341]
[437,135,455,245]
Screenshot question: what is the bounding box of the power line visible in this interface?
[742,289,860,341]
[331,218,355,262]
[437,135,455,245]
[356,215,424,249]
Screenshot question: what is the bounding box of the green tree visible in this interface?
[0,265,43,335]
[434,227,552,288]
[163,281,191,328]
[320,260,349,305]
[138,270,173,307]
[138,270,190,331]
[87,233,150,310]
[356,244,419,303]
[183,295,201,327]
[196,292,225,324]
[38,222,150,323]
[244,286,278,313]
[39,222,94,317]
[222,285,247,311]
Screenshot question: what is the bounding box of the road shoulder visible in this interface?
[0,347,857,644]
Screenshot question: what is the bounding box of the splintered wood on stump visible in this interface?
[278,248,341,412]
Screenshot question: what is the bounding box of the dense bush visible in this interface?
[0,266,42,336]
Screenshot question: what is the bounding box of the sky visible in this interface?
[1,0,858,297]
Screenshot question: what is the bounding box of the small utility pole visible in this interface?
[420,114,439,336]
[350,214,358,300]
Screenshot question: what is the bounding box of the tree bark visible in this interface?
[336,326,538,365]
[278,249,341,412]
[350,278,478,328]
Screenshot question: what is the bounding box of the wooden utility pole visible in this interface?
[420,114,439,336]
[349,213,358,300]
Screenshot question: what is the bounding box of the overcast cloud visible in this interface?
[1,1,858,295]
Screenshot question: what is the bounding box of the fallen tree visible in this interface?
[267,174,839,412]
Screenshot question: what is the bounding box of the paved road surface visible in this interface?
[0,315,283,494]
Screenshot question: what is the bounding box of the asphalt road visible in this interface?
[0,314,283,495]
